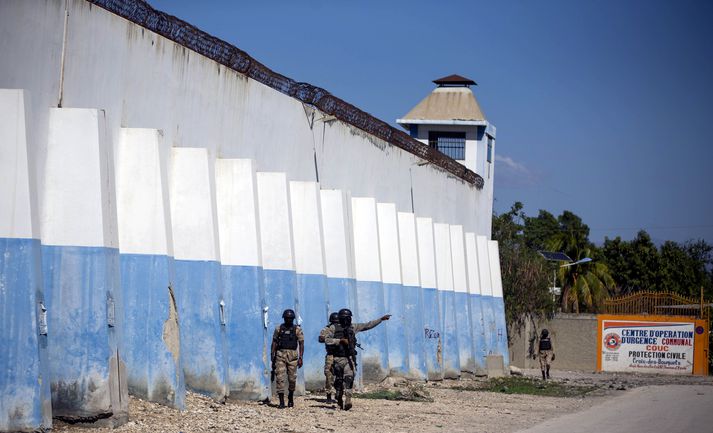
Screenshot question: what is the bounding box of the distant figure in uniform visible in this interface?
[271,309,304,408]
[324,308,390,410]
[318,312,340,403]
[537,328,555,380]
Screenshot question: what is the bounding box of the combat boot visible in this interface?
[278,393,286,409]
[336,390,344,409]
[288,391,294,408]
[326,393,334,404]
[344,393,352,411]
[541,370,546,380]
[546,365,551,379]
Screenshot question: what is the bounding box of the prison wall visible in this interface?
[0,1,510,429]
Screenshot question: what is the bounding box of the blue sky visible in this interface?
[150,0,713,244]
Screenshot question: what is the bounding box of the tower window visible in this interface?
[428,131,465,161]
[487,137,493,163]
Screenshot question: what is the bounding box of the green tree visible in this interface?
[492,203,554,339]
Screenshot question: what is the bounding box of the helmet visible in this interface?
[329,312,339,324]
[338,308,352,327]
[541,329,549,338]
[282,309,296,319]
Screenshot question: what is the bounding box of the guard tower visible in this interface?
[397,74,496,178]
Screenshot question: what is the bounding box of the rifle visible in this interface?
[270,353,276,382]
[346,327,359,371]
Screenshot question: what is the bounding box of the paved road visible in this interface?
[517,385,713,433]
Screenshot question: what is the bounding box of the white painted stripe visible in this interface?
[351,197,382,282]
[476,235,493,296]
[416,217,437,289]
[0,89,36,239]
[376,203,402,285]
[320,189,354,279]
[42,108,118,248]
[488,240,504,298]
[465,232,481,295]
[449,225,468,294]
[169,147,220,261]
[397,212,420,287]
[116,128,173,256]
[215,159,262,267]
[256,172,295,271]
[289,181,326,275]
[433,223,454,292]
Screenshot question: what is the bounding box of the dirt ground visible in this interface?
[54,370,713,433]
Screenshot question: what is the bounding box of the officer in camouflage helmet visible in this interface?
[318,312,340,403]
[324,308,390,410]
[536,328,555,380]
[271,309,304,408]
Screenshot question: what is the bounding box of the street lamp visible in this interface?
[538,251,592,307]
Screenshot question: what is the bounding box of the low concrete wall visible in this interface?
[509,314,598,372]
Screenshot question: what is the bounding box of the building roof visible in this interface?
[399,87,486,123]
[86,0,484,189]
[433,74,476,86]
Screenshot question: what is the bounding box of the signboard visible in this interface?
[599,319,694,374]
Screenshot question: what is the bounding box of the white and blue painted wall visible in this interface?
[116,128,184,409]
[488,241,510,367]
[377,203,409,377]
[450,225,476,373]
[0,89,51,432]
[416,217,443,381]
[465,232,487,373]
[397,212,428,380]
[169,148,228,401]
[351,197,389,382]
[290,181,330,390]
[256,172,302,392]
[41,108,128,423]
[476,235,496,360]
[216,159,269,400]
[434,223,460,378]
[320,189,357,315]
[0,1,512,422]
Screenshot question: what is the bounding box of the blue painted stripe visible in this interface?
[422,287,443,380]
[263,269,302,392]
[354,280,389,382]
[0,238,51,431]
[480,296,496,359]
[42,244,125,419]
[296,273,329,391]
[468,294,487,371]
[384,283,409,376]
[326,277,357,314]
[493,297,510,368]
[120,253,185,409]
[454,292,475,372]
[222,265,269,400]
[439,289,461,378]
[402,285,427,380]
[173,259,227,400]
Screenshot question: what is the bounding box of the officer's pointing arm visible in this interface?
[354,314,391,333]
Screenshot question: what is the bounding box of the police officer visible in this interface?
[537,329,555,380]
[271,309,304,408]
[324,308,390,410]
[318,312,340,403]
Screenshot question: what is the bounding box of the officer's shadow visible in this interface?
[305,397,338,410]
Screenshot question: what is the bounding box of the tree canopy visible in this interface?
[493,202,713,333]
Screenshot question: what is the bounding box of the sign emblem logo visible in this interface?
[604,332,621,351]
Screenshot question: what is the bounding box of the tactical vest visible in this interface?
[277,325,299,350]
[539,337,552,351]
[331,323,357,358]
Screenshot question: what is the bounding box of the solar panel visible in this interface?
[538,251,572,262]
